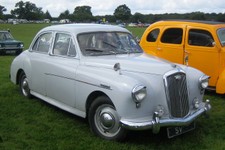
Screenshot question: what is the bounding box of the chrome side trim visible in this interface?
[45,73,112,90]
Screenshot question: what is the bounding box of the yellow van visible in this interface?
[140,20,225,94]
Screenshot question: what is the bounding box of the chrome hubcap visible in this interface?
[100,112,115,130]
[95,104,121,137]
[22,78,29,96]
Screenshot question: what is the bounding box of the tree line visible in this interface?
[1,1,225,23]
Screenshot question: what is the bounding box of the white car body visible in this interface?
[10,24,211,140]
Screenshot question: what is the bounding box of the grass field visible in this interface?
[0,23,225,149]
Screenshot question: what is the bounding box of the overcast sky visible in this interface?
[2,0,225,17]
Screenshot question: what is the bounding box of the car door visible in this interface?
[29,32,53,96]
[45,32,79,107]
[185,27,220,87]
[156,26,186,64]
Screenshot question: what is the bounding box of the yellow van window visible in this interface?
[188,29,214,47]
[146,29,160,42]
[161,28,183,44]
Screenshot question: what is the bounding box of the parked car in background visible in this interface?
[140,20,225,94]
[10,23,211,141]
[0,30,24,55]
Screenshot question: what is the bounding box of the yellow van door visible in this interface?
[156,26,186,64]
[185,27,220,87]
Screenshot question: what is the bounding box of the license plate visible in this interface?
[5,51,16,54]
[167,122,195,138]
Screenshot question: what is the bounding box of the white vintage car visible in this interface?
[10,24,211,141]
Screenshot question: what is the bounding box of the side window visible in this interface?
[32,33,52,53]
[188,29,214,47]
[53,33,76,57]
[146,29,160,42]
[0,32,4,40]
[161,28,183,44]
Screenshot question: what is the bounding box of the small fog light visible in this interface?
[193,98,200,109]
[156,105,165,117]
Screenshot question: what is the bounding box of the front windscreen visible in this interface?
[77,32,143,56]
[0,32,14,40]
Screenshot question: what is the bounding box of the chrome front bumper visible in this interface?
[120,100,211,134]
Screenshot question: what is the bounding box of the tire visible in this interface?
[0,50,5,55]
[88,96,126,141]
[19,72,32,98]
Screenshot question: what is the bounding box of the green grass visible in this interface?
[126,26,146,38]
[0,24,225,149]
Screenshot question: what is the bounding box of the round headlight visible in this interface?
[201,81,208,89]
[20,43,24,48]
[199,75,210,89]
[132,85,147,103]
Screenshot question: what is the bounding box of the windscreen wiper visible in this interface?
[85,48,104,52]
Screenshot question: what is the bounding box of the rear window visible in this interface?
[146,29,160,42]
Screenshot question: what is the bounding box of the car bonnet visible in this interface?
[83,53,180,75]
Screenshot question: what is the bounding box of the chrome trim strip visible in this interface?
[45,73,112,90]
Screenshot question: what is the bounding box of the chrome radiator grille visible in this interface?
[165,72,189,118]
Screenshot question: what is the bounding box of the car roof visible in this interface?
[0,31,9,33]
[150,19,225,29]
[160,19,225,25]
[39,23,130,35]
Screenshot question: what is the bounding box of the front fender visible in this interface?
[216,69,225,94]
[10,51,29,84]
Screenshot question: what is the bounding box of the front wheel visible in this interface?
[88,96,126,141]
[19,72,32,98]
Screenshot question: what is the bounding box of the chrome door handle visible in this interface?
[184,50,190,54]
[157,47,161,50]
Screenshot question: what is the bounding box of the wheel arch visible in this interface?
[85,91,114,118]
[16,69,25,85]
